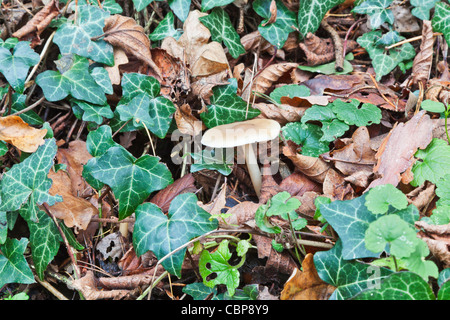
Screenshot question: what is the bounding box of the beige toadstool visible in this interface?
[201,119,281,197]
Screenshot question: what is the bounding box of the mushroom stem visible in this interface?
[243,143,261,197]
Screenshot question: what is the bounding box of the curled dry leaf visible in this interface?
[280,253,335,300]
[416,220,450,268]
[411,21,435,86]
[280,95,331,108]
[105,47,128,85]
[0,115,47,153]
[174,103,205,136]
[253,62,299,95]
[367,110,433,189]
[302,74,364,95]
[262,0,277,27]
[102,15,162,79]
[12,0,60,46]
[254,102,304,125]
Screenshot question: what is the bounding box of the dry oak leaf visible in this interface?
[280,253,335,300]
[253,62,299,95]
[367,110,433,190]
[411,20,435,86]
[102,15,162,79]
[0,115,46,153]
[12,0,60,46]
[416,220,450,268]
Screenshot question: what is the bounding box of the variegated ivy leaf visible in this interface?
[352,0,394,29]
[112,73,176,138]
[71,99,114,125]
[0,139,62,222]
[0,41,39,93]
[131,0,162,12]
[85,146,173,220]
[201,0,234,12]
[200,78,260,128]
[35,54,107,105]
[53,5,114,65]
[133,193,218,277]
[297,0,344,39]
[70,0,123,14]
[411,0,439,20]
[149,11,182,41]
[432,2,450,45]
[253,0,297,48]
[199,8,245,59]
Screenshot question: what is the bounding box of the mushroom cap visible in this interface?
[201,119,281,148]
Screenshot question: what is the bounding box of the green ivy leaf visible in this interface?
[365,184,409,214]
[352,272,435,300]
[282,122,329,157]
[133,193,218,277]
[53,5,114,65]
[297,54,354,75]
[200,79,260,128]
[269,84,310,103]
[352,0,394,29]
[0,212,7,244]
[190,149,234,176]
[0,37,19,49]
[85,146,173,220]
[331,99,382,127]
[182,282,220,300]
[71,99,114,125]
[365,214,419,258]
[36,54,107,105]
[199,240,241,296]
[149,11,182,41]
[0,41,39,93]
[411,0,440,20]
[130,0,162,12]
[86,125,120,157]
[113,73,176,138]
[199,8,246,59]
[0,238,35,288]
[297,0,344,38]
[432,2,450,45]
[319,194,382,259]
[201,0,234,12]
[314,240,393,300]
[168,0,191,22]
[438,280,450,300]
[10,93,44,125]
[28,210,62,280]
[411,138,450,187]
[253,0,297,48]
[0,139,62,222]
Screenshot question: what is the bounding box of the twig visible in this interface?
[111,119,132,138]
[385,32,443,50]
[11,96,45,116]
[368,73,397,110]
[321,18,344,72]
[34,276,69,300]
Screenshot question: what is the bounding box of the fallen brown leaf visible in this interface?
[416,220,450,268]
[253,62,299,95]
[280,253,335,300]
[102,15,162,79]
[367,110,433,189]
[0,115,47,153]
[411,20,434,86]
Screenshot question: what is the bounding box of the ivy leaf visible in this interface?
[90,67,113,95]
[0,41,39,93]
[297,53,354,75]
[85,125,119,157]
[53,5,114,65]
[200,79,260,128]
[190,149,234,176]
[0,139,62,222]
[331,99,382,127]
[411,138,450,187]
[86,146,173,220]
[201,0,234,12]
[438,280,450,300]
[35,54,107,105]
[352,272,435,300]
[352,0,394,29]
[149,11,182,41]
[199,8,246,59]
[131,0,162,12]
[168,0,191,22]
[282,122,329,157]
[314,240,393,300]
[297,0,344,38]
[133,193,218,277]
[365,214,419,258]
[71,99,114,125]
[0,238,35,288]
[432,2,450,45]
[182,282,219,300]
[113,73,176,138]
[28,210,62,280]
[199,240,241,297]
[365,184,409,214]
[253,0,297,48]
[319,194,382,259]
[411,0,440,20]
